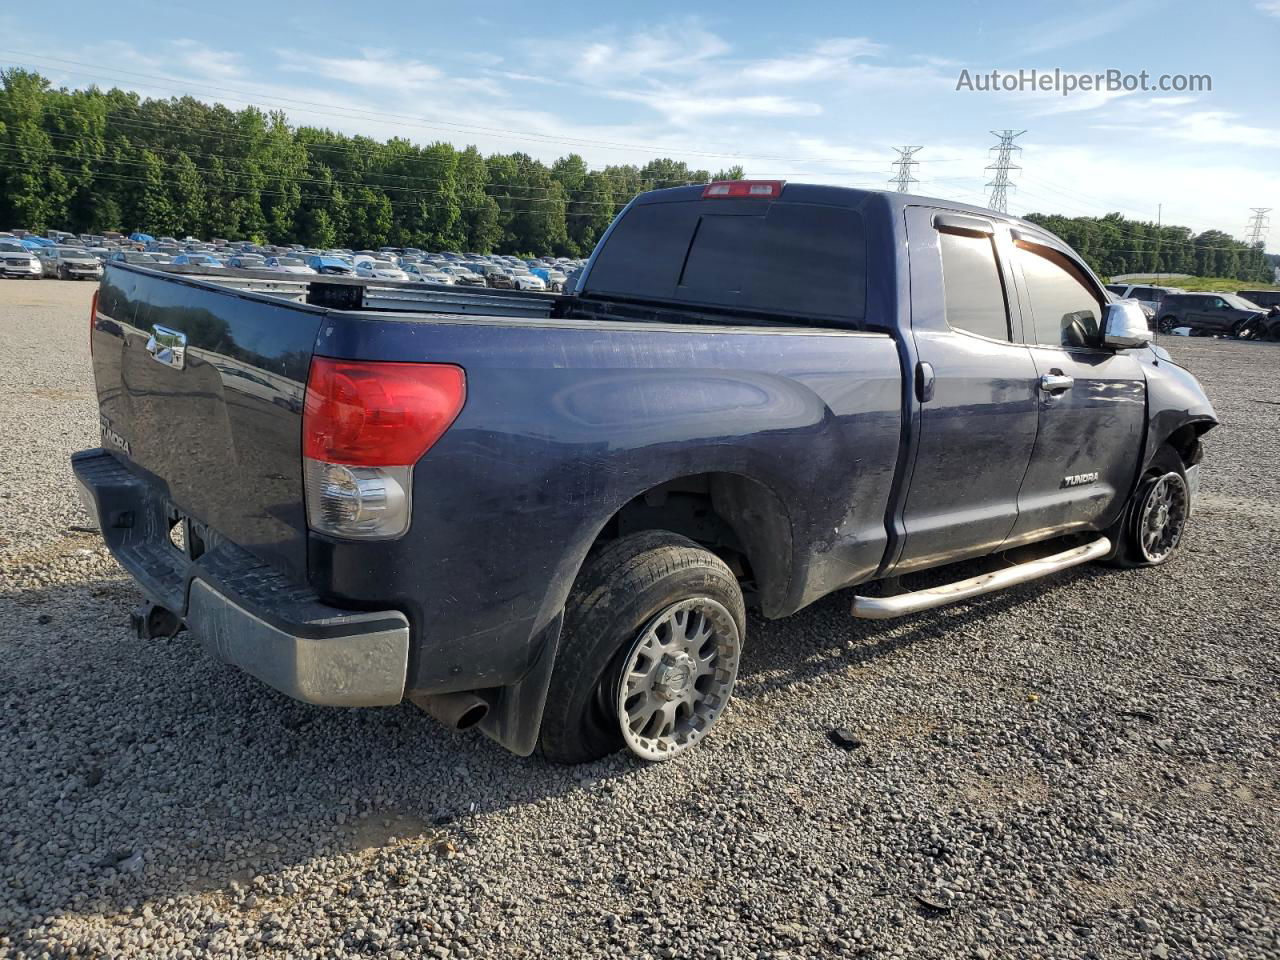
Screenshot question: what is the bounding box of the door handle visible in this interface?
[1039,373,1074,393]
[915,361,935,402]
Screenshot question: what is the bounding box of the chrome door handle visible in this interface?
[1039,373,1074,393]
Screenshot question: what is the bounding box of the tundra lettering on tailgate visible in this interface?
[100,415,130,456]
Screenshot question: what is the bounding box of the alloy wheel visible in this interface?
[1137,471,1188,563]
[615,597,740,761]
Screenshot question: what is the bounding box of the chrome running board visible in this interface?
[851,537,1111,620]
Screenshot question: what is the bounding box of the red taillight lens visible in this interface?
[89,289,99,355]
[303,358,466,467]
[702,180,785,199]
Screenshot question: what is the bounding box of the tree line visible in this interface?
[0,69,742,257]
[0,68,1270,277]
[1022,212,1271,283]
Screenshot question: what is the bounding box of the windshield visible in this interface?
[277,257,304,266]
[371,260,395,270]
[0,242,25,253]
[1225,294,1262,311]
[122,252,155,263]
[58,247,94,260]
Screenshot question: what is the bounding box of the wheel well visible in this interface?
[590,473,793,616]
[1161,422,1210,469]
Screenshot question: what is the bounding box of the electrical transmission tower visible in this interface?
[984,130,1025,213]
[1246,207,1271,246]
[888,146,922,193]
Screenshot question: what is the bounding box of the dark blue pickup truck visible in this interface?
[73,182,1216,763]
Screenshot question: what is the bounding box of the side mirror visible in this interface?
[1103,300,1151,349]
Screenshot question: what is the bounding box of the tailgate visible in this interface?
[91,264,323,580]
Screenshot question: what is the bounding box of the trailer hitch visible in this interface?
[130,601,184,640]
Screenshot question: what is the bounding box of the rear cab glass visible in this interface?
[583,195,867,324]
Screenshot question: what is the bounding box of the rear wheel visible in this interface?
[537,531,745,764]
[1108,447,1190,568]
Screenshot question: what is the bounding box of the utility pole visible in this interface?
[1156,203,1162,286]
[1246,207,1271,246]
[984,130,1025,214]
[888,146,922,193]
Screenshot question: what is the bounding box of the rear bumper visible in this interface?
[72,448,409,706]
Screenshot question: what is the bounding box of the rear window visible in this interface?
[585,199,866,321]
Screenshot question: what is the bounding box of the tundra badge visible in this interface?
[100,415,130,455]
[1063,472,1099,487]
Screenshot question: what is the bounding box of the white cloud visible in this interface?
[1014,0,1159,55]
[571,24,730,81]
[170,40,245,82]
[607,89,823,123]
[276,49,448,94]
[1257,1,1280,18]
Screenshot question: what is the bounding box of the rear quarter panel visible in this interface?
[309,314,903,694]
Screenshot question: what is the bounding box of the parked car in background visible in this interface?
[355,259,409,282]
[1105,284,1182,318]
[264,256,317,275]
[510,272,547,292]
[41,246,104,280]
[172,253,224,269]
[109,251,161,265]
[1235,289,1280,310]
[436,265,487,287]
[0,240,43,278]
[403,263,452,284]
[305,256,356,276]
[227,255,267,270]
[1156,292,1268,336]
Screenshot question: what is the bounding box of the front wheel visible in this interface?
[1157,316,1177,334]
[538,531,745,764]
[1108,447,1190,568]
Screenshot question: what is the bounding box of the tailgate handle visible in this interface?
[146,325,188,370]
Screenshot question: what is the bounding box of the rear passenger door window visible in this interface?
[938,230,1011,341]
[1015,243,1104,349]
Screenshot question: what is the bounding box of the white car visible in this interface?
[264,256,317,275]
[511,273,547,292]
[404,263,454,284]
[355,259,409,282]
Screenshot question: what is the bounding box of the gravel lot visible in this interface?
[1,279,1277,959]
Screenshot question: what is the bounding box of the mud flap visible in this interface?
[476,612,563,757]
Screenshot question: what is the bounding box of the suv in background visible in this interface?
[1156,293,1267,336]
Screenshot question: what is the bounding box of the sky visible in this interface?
[1,0,1276,240]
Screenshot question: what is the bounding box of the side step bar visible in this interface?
[851,537,1111,620]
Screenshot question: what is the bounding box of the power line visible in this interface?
[984,130,1024,214]
[888,146,922,193]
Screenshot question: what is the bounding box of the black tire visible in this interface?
[1106,446,1190,569]
[57,265,68,281]
[537,531,745,764]
[1269,323,1280,343]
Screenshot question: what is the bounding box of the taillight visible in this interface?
[702,180,785,199]
[89,289,99,355]
[302,357,465,539]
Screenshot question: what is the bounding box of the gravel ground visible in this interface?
[1,279,1277,959]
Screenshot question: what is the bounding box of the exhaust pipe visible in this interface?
[410,691,489,731]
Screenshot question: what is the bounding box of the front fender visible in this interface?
[1143,349,1218,471]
